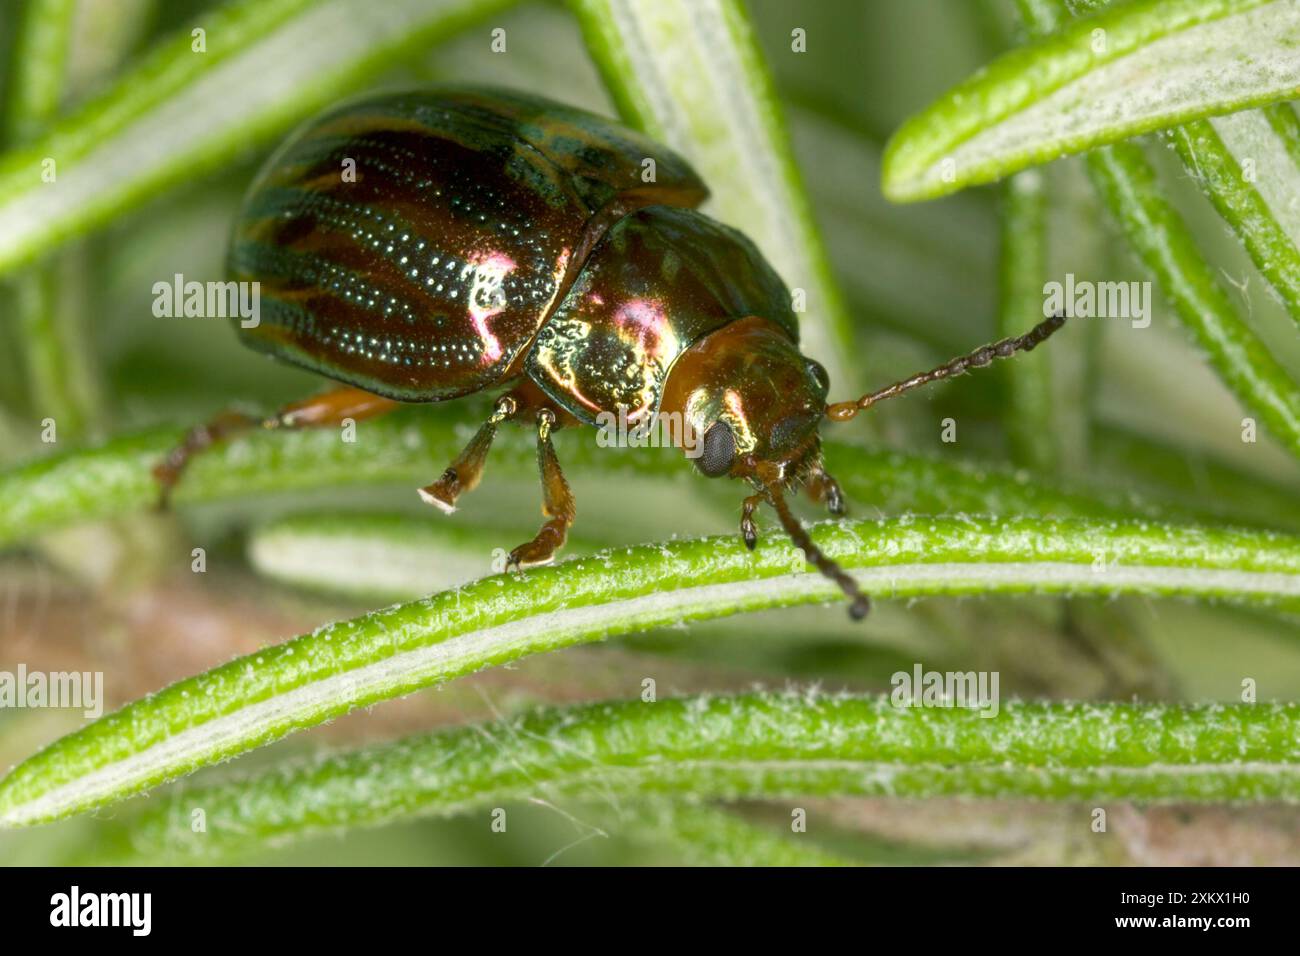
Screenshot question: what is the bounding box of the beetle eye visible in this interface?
[697,421,736,478]
[806,359,830,397]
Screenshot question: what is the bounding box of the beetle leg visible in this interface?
[153,386,398,508]
[419,395,518,513]
[153,410,258,508]
[740,494,763,549]
[805,465,846,517]
[506,408,574,570]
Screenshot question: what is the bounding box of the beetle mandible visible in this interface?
[155,87,1066,618]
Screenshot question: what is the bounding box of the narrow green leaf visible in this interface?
[1002,0,1300,463]
[1088,139,1300,461]
[1037,159,1105,477]
[247,512,604,602]
[1170,107,1300,331]
[242,499,1299,605]
[998,170,1058,472]
[3,514,1299,827]
[0,408,1236,552]
[1091,424,1300,532]
[3,0,76,146]
[1051,0,1300,331]
[89,692,1300,862]
[0,0,514,276]
[8,253,103,441]
[4,0,102,440]
[570,0,858,388]
[0,409,29,465]
[617,802,860,868]
[106,796,857,866]
[883,0,1300,202]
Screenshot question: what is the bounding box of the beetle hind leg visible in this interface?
[419,395,518,513]
[154,410,259,507]
[154,385,398,508]
[506,408,575,570]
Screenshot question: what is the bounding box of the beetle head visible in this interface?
[660,317,870,619]
[657,310,1072,621]
[661,316,829,481]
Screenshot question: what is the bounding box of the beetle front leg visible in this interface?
[805,463,846,517]
[419,394,518,513]
[154,386,399,508]
[506,409,575,570]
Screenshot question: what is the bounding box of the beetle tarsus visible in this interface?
[740,494,762,550]
[505,525,565,571]
[418,471,461,514]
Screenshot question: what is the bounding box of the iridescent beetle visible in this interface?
[156,87,1066,618]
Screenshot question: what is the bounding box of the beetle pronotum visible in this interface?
[155,87,1066,618]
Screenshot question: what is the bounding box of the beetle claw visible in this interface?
[506,514,568,570]
[505,550,556,572]
[740,494,762,550]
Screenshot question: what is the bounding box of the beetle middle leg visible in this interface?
[506,408,575,570]
[419,394,518,513]
[154,385,399,507]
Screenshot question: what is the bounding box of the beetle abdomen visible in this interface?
[525,205,799,424]
[231,88,707,401]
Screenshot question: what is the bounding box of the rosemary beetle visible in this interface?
[155,87,1067,618]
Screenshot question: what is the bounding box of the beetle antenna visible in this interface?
[767,482,870,620]
[826,312,1066,422]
